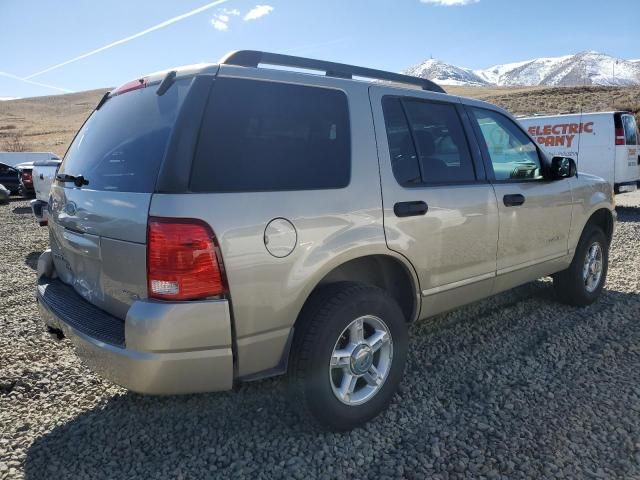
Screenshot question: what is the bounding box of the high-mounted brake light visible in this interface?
[615,127,626,146]
[147,218,227,301]
[113,77,147,95]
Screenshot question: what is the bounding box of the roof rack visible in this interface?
[219,50,446,94]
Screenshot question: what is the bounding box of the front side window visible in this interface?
[190,78,350,192]
[622,115,639,145]
[381,97,476,186]
[470,108,542,181]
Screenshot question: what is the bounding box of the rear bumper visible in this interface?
[614,182,638,194]
[36,277,234,394]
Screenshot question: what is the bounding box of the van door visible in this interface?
[616,113,640,191]
[370,86,499,316]
[467,106,573,282]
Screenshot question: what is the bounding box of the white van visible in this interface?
[518,112,640,193]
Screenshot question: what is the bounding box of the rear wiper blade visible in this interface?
[56,173,89,187]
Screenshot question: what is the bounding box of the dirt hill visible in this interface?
[0,85,638,157]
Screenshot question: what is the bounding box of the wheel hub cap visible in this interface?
[329,315,394,406]
[350,344,374,375]
[583,242,603,293]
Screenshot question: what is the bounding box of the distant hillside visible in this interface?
[0,84,638,156]
[0,89,108,157]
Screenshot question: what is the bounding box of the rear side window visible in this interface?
[59,78,191,192]
[622,115,639,145]
[190,78,350,192]
[381,97,475,186]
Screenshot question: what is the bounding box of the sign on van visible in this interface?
[526,122,594,148]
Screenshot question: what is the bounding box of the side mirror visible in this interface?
[550,156,577,179]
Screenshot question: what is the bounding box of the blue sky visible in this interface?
[1,0,638,98]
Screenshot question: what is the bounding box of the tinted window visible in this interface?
[471,108,542,181]
[59,79,190,193]
[190,78,350,192]
[623,115,638,145]
[381,98,421,186]
[382,97,475,185]
[404,100,475,183]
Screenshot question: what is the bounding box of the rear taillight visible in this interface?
[615,128,626,145]
[147,217,226,301]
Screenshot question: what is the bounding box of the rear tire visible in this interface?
[554,225,608,307]
[288,282,408,431]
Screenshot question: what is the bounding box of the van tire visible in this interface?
[553,226,608,306]
[288,282,408,431]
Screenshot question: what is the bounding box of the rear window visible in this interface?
[190,78,350,192]
[58,78,191,192]
[623,115,639,145]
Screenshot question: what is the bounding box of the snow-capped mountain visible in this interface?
[404,59,489,86]
[404,51,640,87]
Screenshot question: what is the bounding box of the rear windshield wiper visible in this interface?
[56,173,89,187]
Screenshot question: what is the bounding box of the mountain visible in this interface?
[404,59,489,86]
[405,51,640,87]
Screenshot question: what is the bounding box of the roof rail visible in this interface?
[219,50,446,94]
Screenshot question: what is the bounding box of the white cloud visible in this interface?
[211,6,240,31]
[420,0,479,5]
[243,5,274,21]
[220,8,240,16]
[211,19,229,30]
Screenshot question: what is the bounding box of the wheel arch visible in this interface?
[309,254,421,323]
[583,208,615,245]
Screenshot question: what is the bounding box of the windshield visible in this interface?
[59,78,191,193]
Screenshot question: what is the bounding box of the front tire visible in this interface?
[554,225,608,306]
[288,282,408,431]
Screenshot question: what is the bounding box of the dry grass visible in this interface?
[448,85,640,125]
[0,89,109,156]
[0,85,638,156]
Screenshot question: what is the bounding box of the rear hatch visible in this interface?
[49,77,191,319]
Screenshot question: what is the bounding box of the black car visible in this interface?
[0,162,20,194]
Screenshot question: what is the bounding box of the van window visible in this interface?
[622,115,639,145]
[59,78,191,192]
[470,108,543,181]
[190,78,350,192]
[381,97,475,186]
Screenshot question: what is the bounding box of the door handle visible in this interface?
[503,194,525,207]
[394,201,428,217]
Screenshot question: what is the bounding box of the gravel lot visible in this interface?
[1,193,640,480]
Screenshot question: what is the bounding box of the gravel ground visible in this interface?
[1,192,640,480]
